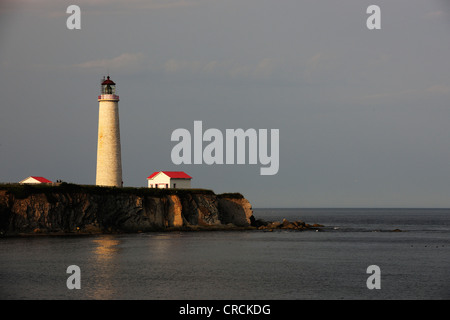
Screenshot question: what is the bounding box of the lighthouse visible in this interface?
[95,76,123,187]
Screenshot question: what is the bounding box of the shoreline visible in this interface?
[0,218,326,238]
[0,183,327,238]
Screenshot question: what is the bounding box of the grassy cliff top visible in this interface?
[0,183,214,199]
[0,183,244,199]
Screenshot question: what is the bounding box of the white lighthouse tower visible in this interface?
[95,76,123,187]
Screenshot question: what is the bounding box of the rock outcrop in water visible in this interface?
[253,218,324,231]
[0,184,255,235]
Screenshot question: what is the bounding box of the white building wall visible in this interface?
[20,177,41,184]
[170,179,191,188]
[148,173,191,189]
[148,174,171,188]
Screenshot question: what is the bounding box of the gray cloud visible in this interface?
[1,0,450,208]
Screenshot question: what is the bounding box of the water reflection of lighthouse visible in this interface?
[95,76,123,187]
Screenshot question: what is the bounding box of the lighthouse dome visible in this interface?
[101,76,115,85]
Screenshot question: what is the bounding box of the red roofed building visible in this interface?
[19,176,52,184]
[147,171,192,189]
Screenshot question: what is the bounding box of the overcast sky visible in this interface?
[1,0,450,208]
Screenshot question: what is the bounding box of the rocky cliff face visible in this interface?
[0,185,255,235]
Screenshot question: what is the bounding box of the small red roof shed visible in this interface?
[147,171,192,180]
[19,176,52,184]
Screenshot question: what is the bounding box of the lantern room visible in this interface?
[101,76,116,95]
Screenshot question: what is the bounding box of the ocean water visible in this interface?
[1,208,450,300]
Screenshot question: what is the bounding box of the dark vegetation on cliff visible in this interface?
[1,183,218,200]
